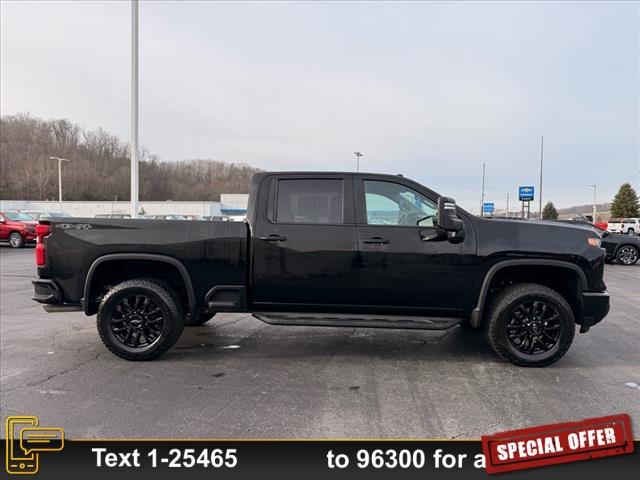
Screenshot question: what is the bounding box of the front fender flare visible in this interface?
[469,259,588,328]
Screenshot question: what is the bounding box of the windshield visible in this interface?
[4,212,34,221]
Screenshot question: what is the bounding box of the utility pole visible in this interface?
[506,192,509,218]
[353,152,363,172]
[130,0,139,218]
[588,184,597,224]
[480,162,486,217]
[538,136,544,220]
[49,156,70,210]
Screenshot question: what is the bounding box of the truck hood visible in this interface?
[475,217,600,257]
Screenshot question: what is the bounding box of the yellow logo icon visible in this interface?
[5,416,64,475]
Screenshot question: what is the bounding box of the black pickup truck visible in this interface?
[32,172,610,367]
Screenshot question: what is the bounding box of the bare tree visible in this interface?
[0,113,262,201]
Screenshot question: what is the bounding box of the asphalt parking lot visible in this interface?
[1,245,638,439]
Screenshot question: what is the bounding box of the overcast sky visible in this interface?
[2,1,638,212]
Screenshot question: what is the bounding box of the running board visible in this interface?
[252,312,463,330]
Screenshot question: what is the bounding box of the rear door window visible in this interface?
[276,179,343,224]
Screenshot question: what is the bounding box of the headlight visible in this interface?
[588,237,601,247]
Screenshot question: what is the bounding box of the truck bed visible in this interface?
[36,218,248,314]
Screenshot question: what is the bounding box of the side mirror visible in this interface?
[437,196,463,232]
[437,197,465,244]
[0,218,5,223]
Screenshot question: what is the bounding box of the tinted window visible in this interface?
[364,180,437,227]
[276,179,343,224]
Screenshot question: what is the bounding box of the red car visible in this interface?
[0,211,37,248]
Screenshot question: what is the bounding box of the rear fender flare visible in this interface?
[83,253,196,316]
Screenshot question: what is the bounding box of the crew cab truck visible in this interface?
[32,172,610,367]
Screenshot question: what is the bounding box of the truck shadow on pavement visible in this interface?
[169,323,515,365]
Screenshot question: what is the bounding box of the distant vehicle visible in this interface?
[607,218,640,236]
[23,211,72,221]
[143,214,187,220]
[183,215,205,221]
[204,215,230,221]
[568,214,593,223]
[0,211,37,248]
[594,221,608,231]
[95,214,132,219]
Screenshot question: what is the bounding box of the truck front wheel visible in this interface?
[97,279,185,360]
[484,283,575,367]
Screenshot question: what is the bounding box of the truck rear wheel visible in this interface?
[483,283,575,367]
[97,279,185,360]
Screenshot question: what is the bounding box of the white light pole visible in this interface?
[480,162,486,218]
[506,192,509,218]
[49,156,70,210]
[588,184,596,224]
[354,152,363,172]
[130,0,139,218]
[538,135,544,219]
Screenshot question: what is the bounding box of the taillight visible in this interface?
[35,223,51,266]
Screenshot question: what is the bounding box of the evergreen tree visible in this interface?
[541,201,559,220]
[610,183,640,218]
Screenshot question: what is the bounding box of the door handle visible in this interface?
[259,234,287,242]
[362,237,389,245]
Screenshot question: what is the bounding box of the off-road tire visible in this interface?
[484,283,575,367]
[97,279,185,360]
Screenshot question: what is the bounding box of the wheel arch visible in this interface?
[83,253,196,316]
[469,259,588,328]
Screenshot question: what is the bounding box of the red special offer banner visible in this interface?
[481,413,634,474]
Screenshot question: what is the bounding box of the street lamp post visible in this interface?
[588,184,597,224]
[49,156,70,210]
[506,192,509,218]
[538,135,544,220]
[130,0,139,218]
[353,152,363,172]
[480,162,486,218]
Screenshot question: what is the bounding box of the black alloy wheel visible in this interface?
[505,300,561,355]
[484,283,575,367]
[616,246,638,265]
[110,294,165,348]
